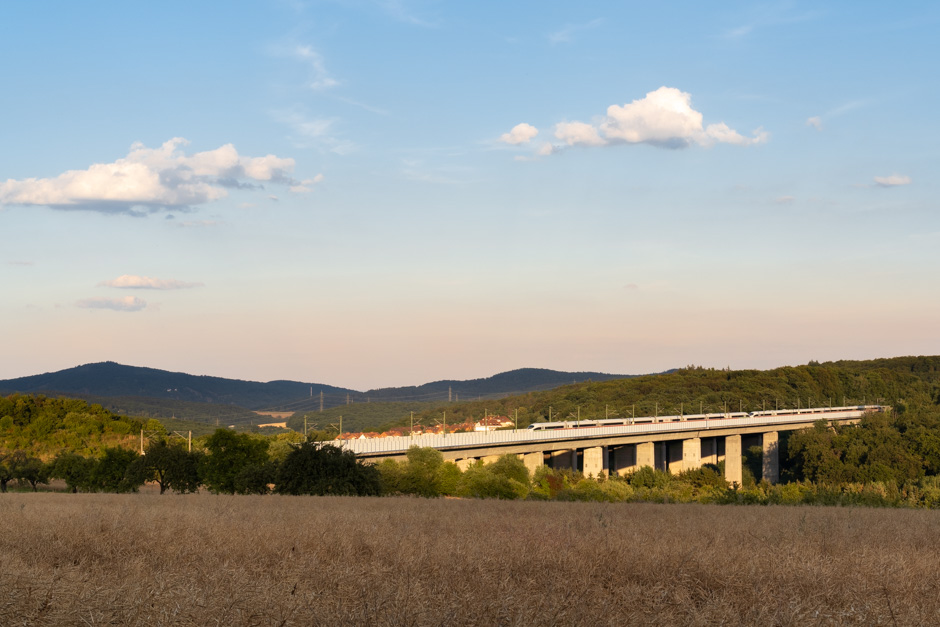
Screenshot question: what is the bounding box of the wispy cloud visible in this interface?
[290,44,340,90]
[334,95,390,116]
[76,296,148,312]
[873,174,912,187]
[7,260,34,266]
[379,0,440,28]
[98,275,204,290]
[289,173,325,192]
[806,116,823,131]
[0,138,299,215]
[548,18,604,44]
[272,108,357,155]
[724,5,822,39]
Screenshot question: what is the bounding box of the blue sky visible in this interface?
[2,1,938,389]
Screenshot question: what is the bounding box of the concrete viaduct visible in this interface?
[334,406,885,486]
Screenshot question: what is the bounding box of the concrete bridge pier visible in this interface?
[636,441,655,470]
[763,431,779,484]
[725,435,742,486]
[521,452,544,477]
[682,437,702,472]
[583,446,608,477]
[456,458,477,471]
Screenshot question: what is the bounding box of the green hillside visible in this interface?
[286,401,438,436]
[0,394,143,459]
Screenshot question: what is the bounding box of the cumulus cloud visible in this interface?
[0,138,300,214]
[499,123,539,145]
[98,275,203,290]
[512,87,767,158]
[873,174,912,187]
[554,121,605,146]
[806,116,823,130]
[597,87,767,148]
[76,296,148,312]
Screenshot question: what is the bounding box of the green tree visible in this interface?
[275,442,381,496]
[49,452,95,493]
[8,452,48,491]
[200,429,270,494]
[0,453,15,492]
[130,440,202,494]
[90,446,143,492]
[233,461,277,495]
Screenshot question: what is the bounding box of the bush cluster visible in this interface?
[0,430,381,496]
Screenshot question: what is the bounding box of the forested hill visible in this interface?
[0,362,634,415]
[0,362,353,411]
[360,368,632,403]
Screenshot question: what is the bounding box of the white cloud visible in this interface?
[290,173,325,193]
[806,116,823,130]
[526,87,767,155]
[98,275,203,290]
[536,142,555,157]
[76,296,148,312]
[499,123,539,145]
[554,121,605,146]
[873,174,912,187]
[774,196,795,204]
[600,87,767,148]
[0,138,299,214]
[291,45,339,90]
[702,122,769,146]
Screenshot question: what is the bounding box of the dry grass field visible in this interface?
[1,494,939,626]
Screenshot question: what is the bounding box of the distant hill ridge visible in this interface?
[0,362,634,412]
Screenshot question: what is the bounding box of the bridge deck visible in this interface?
[333,406,883,458]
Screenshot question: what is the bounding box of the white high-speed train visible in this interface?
[525,405,887,431]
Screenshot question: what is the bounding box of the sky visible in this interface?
[2,1,938,390]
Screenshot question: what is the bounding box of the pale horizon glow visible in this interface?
[1,2,937,390]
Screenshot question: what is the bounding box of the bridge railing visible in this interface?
[331,406,885,456]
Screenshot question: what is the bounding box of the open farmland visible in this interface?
[1,494,939,625]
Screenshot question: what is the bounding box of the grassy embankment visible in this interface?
[1,493,938,625]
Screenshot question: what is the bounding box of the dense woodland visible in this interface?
[2,356,940,506]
